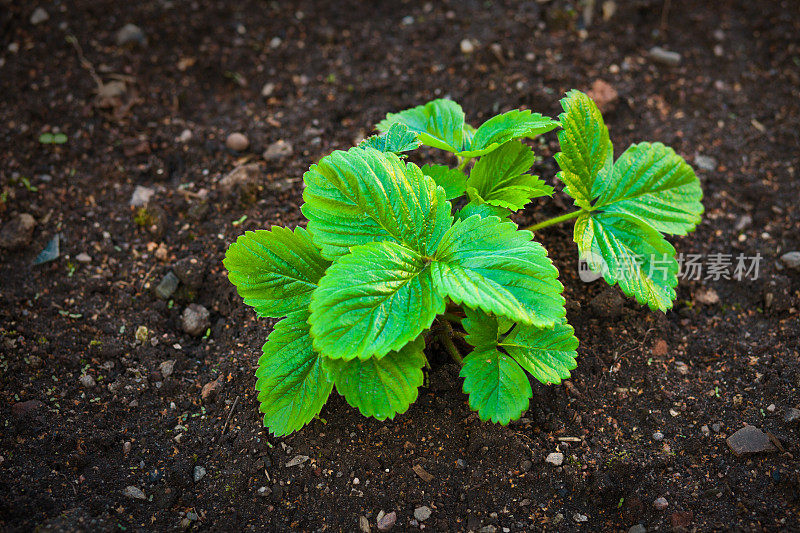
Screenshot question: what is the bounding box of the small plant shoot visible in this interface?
[224,90,703,435]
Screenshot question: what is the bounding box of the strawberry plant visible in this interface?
[223,90,703,435]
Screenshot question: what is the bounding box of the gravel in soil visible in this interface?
[1,1,799,531]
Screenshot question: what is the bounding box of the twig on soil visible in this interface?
[439,320,463,365]
[220,395,240,438]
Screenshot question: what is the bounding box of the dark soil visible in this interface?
[2,0,799,531]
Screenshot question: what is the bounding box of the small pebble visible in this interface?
[75,252,91,263]
[726,425,777,456]
[653,431,664,441]
[784,408,800,424]
[0,213,36,250]
[257,486,272,497]
[779,251,800,270]
[520,459,532,472]
[193,465,207,482]
[359,515,371,533]
[648,46,682,66]
[545,452,564,466]
[712,422,722,433]
[573,513,588,523]
[694,154,717,171]
[123,441,131,454]
[155,271,179,299]
[122,486,146,500]
[263,140,293,161]
[376,511,396,531]
[701,424,710,436]
[30,7,49,25]
[178,129,193,143]
[116,23,147,47]
[413,506,431,522]
[767,404,776,413]
[653,496,669,510]
[181,303,210,337]
[628,524,647,533]
[226,132,249,151]
[135,325,149,343]
[460,39,475,54]
[130,185,155,207]
[159,360,176,378]
[261,82,275,97]
[79,374,96,388]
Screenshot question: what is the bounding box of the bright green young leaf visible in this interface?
[455,200,511,222]
[302,147,452,259]
[466,140,553,210]
[359,123,420,154]
[376,99,466,153]
[431,215,565,327]
[224,226,331,318]
[420,164,468,200]
[324,336,426,421]
[574,211,679,311]
[460,348,532,424]
[255,311,333,436]
[596,142,703,235]
[309,241,445,360]
[463,307,578,385]
[555,90,613,209]
[460,109,560,158]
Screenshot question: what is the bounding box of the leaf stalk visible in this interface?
[524,209,583,232]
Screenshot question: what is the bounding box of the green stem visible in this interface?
[524,209,584,232]
[457,156,473,171]
[439,320,464,365]
[441,312,463,323]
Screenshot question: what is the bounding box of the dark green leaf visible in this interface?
[420,164,468,200]
[460,348,531,424]
[324,336,426,420]
[574,212,679,311]
[302,147,452,259]
[309,241,444,360]
[255,311,333,436]
[466,140,553,210]
[461,109,559,158]
[224,227,331,318]
[359,123,420,154]
[431,215,565,327]
[376,99,466,153]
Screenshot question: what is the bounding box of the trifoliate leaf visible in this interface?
[224,226,331,318]
[574,211,679,311]
[359,123,420,154]
[309,241,445,360]
[302,147,452,259]
[431,215,565,327]
[324,336,426,421]
[255,311,333,436]
[555,90,613,209]
[455,200,511,221]
[460,109,560,158]
[420,164,468,200]
[463,307,578,385]
[460,348,532,424]
[376,99,466,153]
[596,142,703,235]
[466,140,553,210]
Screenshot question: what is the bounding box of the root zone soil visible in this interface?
[1,1,798,531]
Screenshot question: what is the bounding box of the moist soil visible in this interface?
[1,1,799,531]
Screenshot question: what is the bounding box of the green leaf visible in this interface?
[574,211,679,311]
[38,133,54,144]
[224,227,331,318]
[463,307,578,385]
[555,90,613,209]
[53,133,68,144]
[460,348,531,424]
[460,109,560,158]
[595,142,703,235]
[323,336,426,420]
[377,99,466,153]
[255,311,333,436]
[302,147,452,259]
[359,123,420,154]
[466,140,553,210]
[455,200,511,222]
[431,215,565,327]
[309,241,445,360]
[420,164,468,200]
